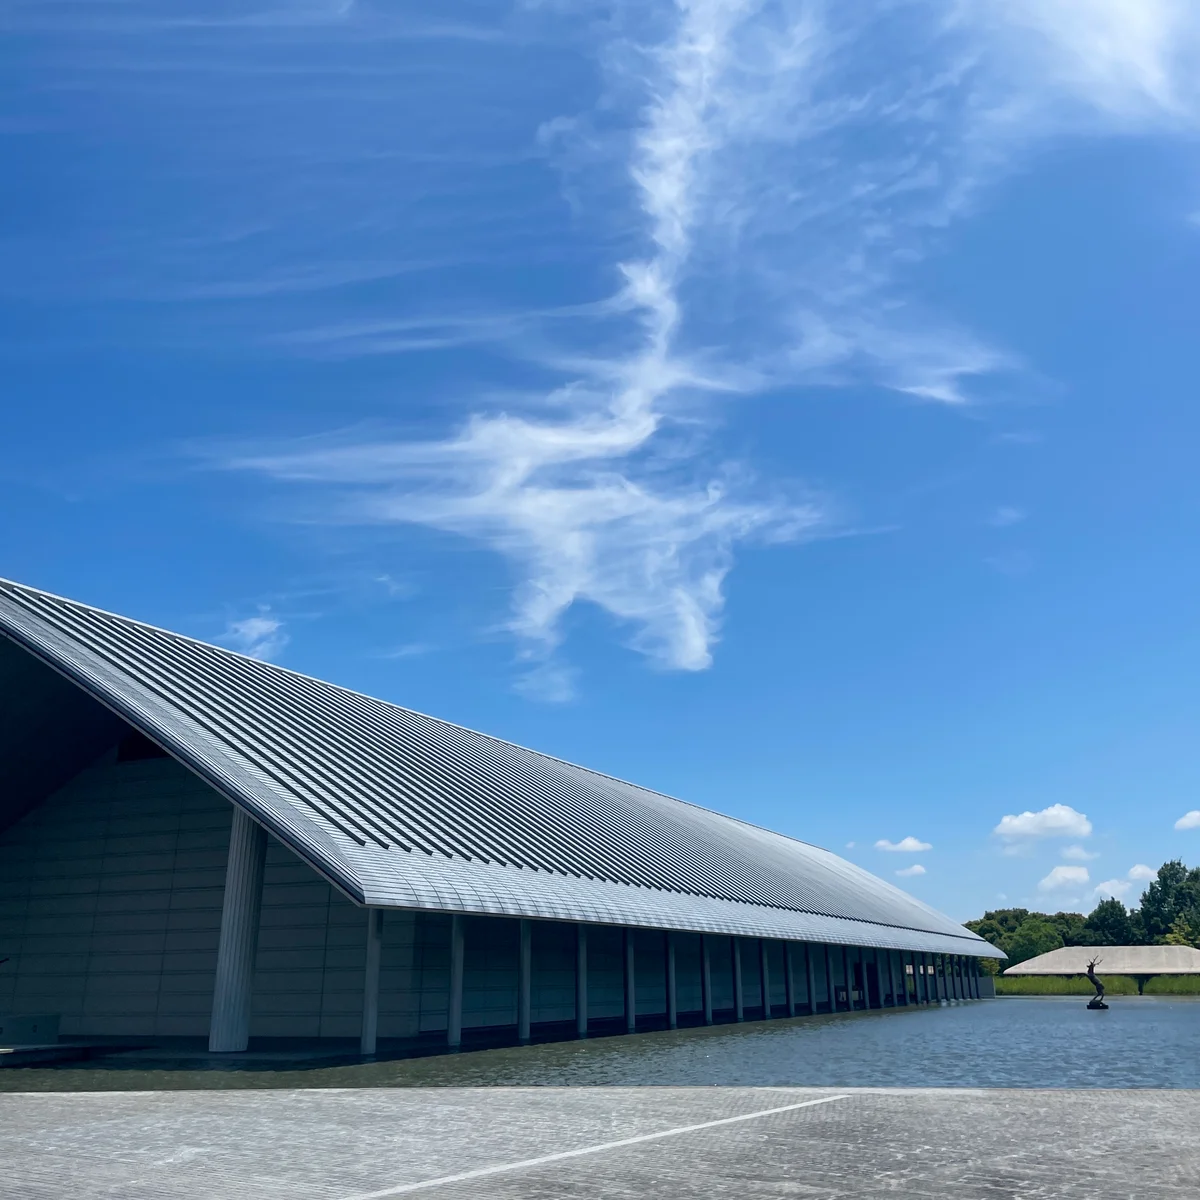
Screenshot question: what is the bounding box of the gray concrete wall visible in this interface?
[0,755,483,1041]
[0,753,974,1044]
[0,754,231,1037]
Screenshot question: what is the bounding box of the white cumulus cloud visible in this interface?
[1062,845,1099,861]
[875,836,932,853]
[1175,810,1200,830]
[1092,878,1132,901]
[1039,865,1090,891]
[1094,864,1156,900]
[222,614,288,662]
[994,804,1093,841]
[895,864,926,878]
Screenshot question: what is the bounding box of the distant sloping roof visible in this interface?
[1004,945,1200,975]
[0,578,1000,957]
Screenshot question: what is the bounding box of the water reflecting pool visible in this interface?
[5,997,1198,1092]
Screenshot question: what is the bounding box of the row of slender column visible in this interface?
[205,810,983,1054]
[900,951,983,1006]
[438,929,983,1051]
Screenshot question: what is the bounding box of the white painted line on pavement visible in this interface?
[339,1092,850,1199]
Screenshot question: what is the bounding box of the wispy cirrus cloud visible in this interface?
[970,0,1200,129]
[30,0,1193,694]
[376,642,434,660]
[989,506,1027,528]
[229,0,847,692]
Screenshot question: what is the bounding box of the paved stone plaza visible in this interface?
[3,1086,1197,1198]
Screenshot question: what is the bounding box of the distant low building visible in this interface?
[1004,945,1200,993]
[0,579,1002,1057]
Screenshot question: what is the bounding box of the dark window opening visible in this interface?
[117,731,169,762]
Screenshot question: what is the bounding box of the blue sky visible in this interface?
[4,0,1200,921]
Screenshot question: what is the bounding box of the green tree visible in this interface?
[1127,907,1150,945]
[1005,917,1064,966]
[965,908,1031,947]
[1138,861,1200,941]
[963,867,1200,961]
[1083,898,1133,945]
[1047,911,1087,946]
[965,909,1033,971]
[1164,906,1200,949]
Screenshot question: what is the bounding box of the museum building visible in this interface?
[0,579,1002,1055]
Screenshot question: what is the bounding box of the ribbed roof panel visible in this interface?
[0,579,999,957]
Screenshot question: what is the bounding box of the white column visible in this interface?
[701,935,713,1025]
[360,908,383,1055]
[208,807,267,1053]
[624,930,636,1034]
[576,924,588,1038]
[666,934,677,1029]
[517,919,532,1043]
[447,915,464,1049]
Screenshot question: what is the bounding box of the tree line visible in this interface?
[965,859,1200,971]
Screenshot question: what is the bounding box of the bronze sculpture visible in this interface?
[1085,956,1108,1009]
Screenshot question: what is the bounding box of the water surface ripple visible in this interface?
[4,998,1197,1091]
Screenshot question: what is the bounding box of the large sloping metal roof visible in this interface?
[0,578,1000,957]
[1004,945,1200,975]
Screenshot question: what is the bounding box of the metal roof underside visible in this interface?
[0,579,1000,958]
